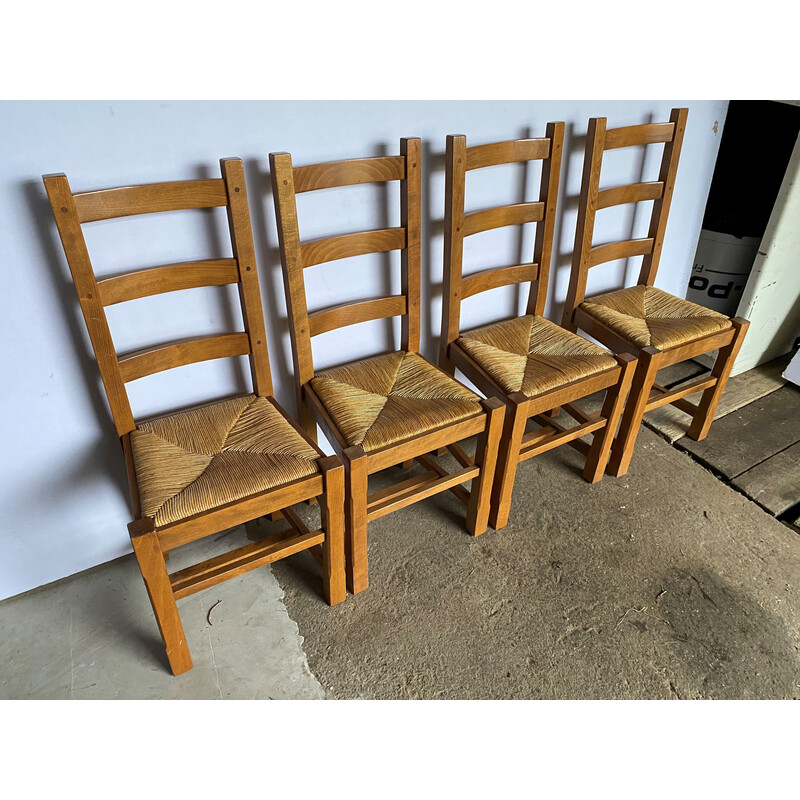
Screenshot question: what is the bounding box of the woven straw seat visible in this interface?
[458,315,618,397]
[580,285,732,350]
[311,351,483,452]
[131,395,320,526]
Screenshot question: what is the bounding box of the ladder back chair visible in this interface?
[561,108,749,477]
[270,139,505,595]
[440,126,636,529]
[43,159,346,676]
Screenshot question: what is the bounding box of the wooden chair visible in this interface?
[270,139,505,595]
[440,126,636,529]
[43,159,346,676]
[561,108,750,477]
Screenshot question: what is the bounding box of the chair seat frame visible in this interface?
[44,159,346,676]
[561,108,749,477]
[270,140,504,595]
[439,126,636,529]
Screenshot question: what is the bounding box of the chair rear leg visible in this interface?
[583,354,636,483]
[466,398,504,536]
[129,519,192,676]
[319,457,346,606]
[607,346,662,478]
[687,317,749,441]
[343,446,369,595]
[488,393,529,530]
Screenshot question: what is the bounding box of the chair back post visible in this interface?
[527,121,565,316]
[270,139,421,385]
[220,158,273,396]
[562,116,607,331]
[400,137,422,353]
[440,124,564,366]
[43,172,136,435]
[43,163,271,437]
[562,108,690,330]
[440,134,468,368]
[637,106,688,286]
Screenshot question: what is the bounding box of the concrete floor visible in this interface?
[2,365,799,699]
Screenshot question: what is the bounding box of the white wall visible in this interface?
[0,100,727,600]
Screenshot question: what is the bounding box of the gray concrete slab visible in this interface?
[732,442,800,517]
[0,523,324,699]
[677,385,800,479]
[273,427,800,700]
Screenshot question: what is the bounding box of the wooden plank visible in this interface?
[587,238,654,268]
[73,179,228,222]
[97,259,239,305]
[170,528,324,599]
[307,295,406,336]
[731,441,800,516]
[677,386,800,479]
[300,227,406,268]
[117,332,250,382]
[603,122,675,150]
[462,202,544,237]
[466,138,550,170]
[400,137,421,353]
[366,466,478,521]
[461,263,538,299]
[596,181,664,209]
[292,156,405,193]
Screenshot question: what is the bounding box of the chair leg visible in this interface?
[343,445,369,595]
[319,457,346,606]
[686,317,749,441]
[607,346,662,478]
[466,398,505,536]
[129,519,192,676]
[583,354,636,483]
[488,392,529,530]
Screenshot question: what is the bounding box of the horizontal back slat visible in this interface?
[588,238,654,268]
[97,259,240,305]
[300,227,406,268]
[307,295,407,337]
[462,202,545,237]
[603,122,675,151]
[118,332,251,383]
[596,181,664,210]
[293,156,406,193]
[73,179,229,222]
[461,263,539,299]
[466,139,551,171]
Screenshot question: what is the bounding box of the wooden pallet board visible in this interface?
[731,441,800,516]
[677,385,800,479]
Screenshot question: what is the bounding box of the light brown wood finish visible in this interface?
[561,108,748,475]
[308,295,407,337]
[44,161,346,675]
[97,259,239,306]
[73,179,229,222]
[441,125,633,526]
[270,139,504,593]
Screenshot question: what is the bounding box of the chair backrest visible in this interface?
[269,138,421,388]
[440,123,565,359]
[43,158,272,437]
[562,107,688,330]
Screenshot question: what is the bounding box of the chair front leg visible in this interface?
[488,392,529,530]
[687,317,749,441]
[343,445,369,595]
[583,354,636,483]
[607,346,663,478]
[129,518,192,676]
[319,456,346,606]
[466,398,505,536]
